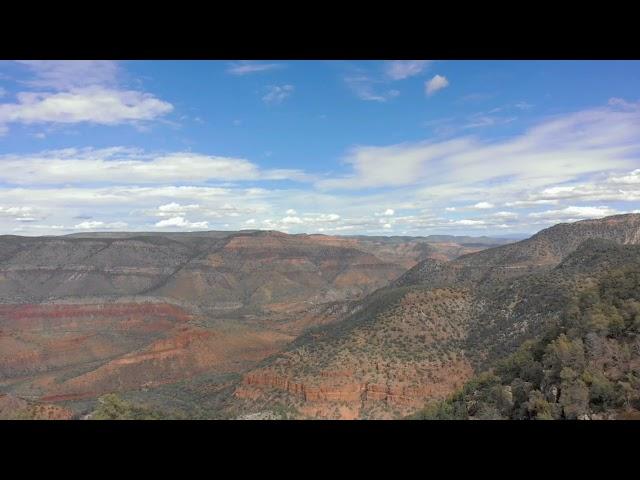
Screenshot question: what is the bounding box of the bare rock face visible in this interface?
[236,360,473,419]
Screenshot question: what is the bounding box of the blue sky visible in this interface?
[0,60,639,236]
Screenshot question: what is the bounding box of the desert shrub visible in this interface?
[91,394,171,420]
[411,266,640,420]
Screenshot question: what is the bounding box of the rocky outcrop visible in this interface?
[239,371,451,406]
[236,355,474,419]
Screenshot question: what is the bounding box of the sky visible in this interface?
[0,59,639,237]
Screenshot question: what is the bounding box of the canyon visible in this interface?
[2,215,639,419]
[0,229,509,419]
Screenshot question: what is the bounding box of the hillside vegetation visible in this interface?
[411,260,640,419]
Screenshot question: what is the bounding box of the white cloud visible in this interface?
[226,61,283,76]
[263,85,294,105]
[281,215,303,224]
[277,212,341,227]
[471,202,494,209]
[155,203,200,216]
[519,169,640,204]
[317,101,640,192]
[158,202,199,212]
[256,211,343,233]
[318,138,472,190]
[304,213,340,222]
[608,97,639,111]
[0,148,311,185]
[0,87,6,98]
[375,208,395,216]
[74,220,128,230]
[609,169,640,184]
[0,205,34,216]
[505,199,559,208]
[425,75,449,96]
[0,62,173,134]
[514,101,534,110]
[529,206,619,221]
[0,87,173,129]
[154,216,209,229]
[492,211,518,220]
[15,60,120,90]
[385,61,430,80]
[453,219,485,226]
[2,96,639,237]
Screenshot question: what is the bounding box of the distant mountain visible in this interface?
[396,214,640,288]
[348,234,514,245]
[0,230,509,307]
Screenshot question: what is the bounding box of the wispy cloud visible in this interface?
[458,93,494,103]
[15,60,120,90]
[514,101,534,110]
[262,85,294,105]
[343,61,431,102]
[0,87,173,128]
[226,61,284,76]
[463,113,517,129]
[345,74,399,102]
[0,147,312,185]
[608,97,639,110]
[317,99,640,191]
[384,60,431,80]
